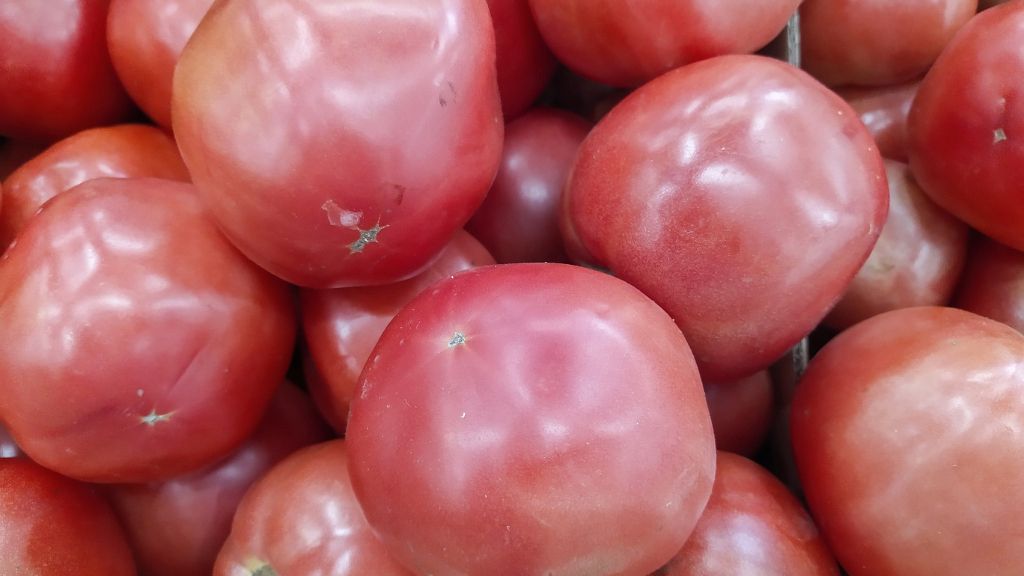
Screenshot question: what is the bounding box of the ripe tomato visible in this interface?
[173,0,503,288]
[0,178,295,482]
[703,371,774,456]
[488,0,557,118]
[565,55,888,381]
[837,81,919,162]
[348,263,715,576]
[954,236,1024,333]
[908,1,1024,251]
[792,307,1024,575]
[214,440,412,576]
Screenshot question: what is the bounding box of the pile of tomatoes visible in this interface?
[1,0,1022,575]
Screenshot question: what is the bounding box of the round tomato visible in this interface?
[837,81,919,162]
[953,236,1024,333]
[488,0,556,118]
[703,371,774,457]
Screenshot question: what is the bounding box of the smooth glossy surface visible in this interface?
[655,452,838,576]
[107,0,214,128]
[954,236,1024,333]
[301,230,494,433]
[704,371,774,456]
[467,108,591,263]
[214,440,413,576]
[825,160,968,330]
[173,0,503,287]
[801,0,976,87]
[0,458,136,575]
[566,55,888,381]
[0,124,190,250]
[488,0,556,118]
[106,383,331,576]
[348,263,715,576]
[0,422,21,458]
[908,1,1024,250]
[838,81,919,161]
[792,307,1024,575]
[0,0,134,141]
[527,0,800,87]
[0,178,295,482]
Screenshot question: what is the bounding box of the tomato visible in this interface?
[488,0,557,118]
[173,0,503,288]
[0,124,190,250]
[0,0,135,142]
[953,236,1024,333]
[107,0,214,129]
[527,0,800,87]
[800,0,976,87]
[565,55,888,381]
[703,371,774,457]
[214,440,412,575]
[837,81,919,162]
[908,1,1024,251]
[791,307,1024,575]
[348,263,715,576]
[466,108,591,263]
[301,229,494,433]
[0,177,295,483]
[654,452,839,576]
[824,160,968,330]
[0,457,136,575]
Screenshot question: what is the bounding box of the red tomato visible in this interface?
[173,0,503,288]
[0,0,135,141]
[301,229,494,433]
[105,383,331,576]
[467,108,591,263]
[214,440,412,576]
[0,124,190,250]
[527,0,801,87]
[825,160,969,330]
[801,0,976,87]
[348,263,715,576]
[954,236,1024,333]
[908,1,1024,251]
[0,178,295,483]
[792,307,1024,575]
[655,452,839,576]
[703,371,774,457]
[0,458,136,575]
[106,0,214,129]
[488,0,557,118]
[565,55,888,381]
[837,81,919,162]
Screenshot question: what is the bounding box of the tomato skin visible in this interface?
[0,124,190,250]
[0,0,135,142]
[703,371,774,457]
[566,55,888,381]
[791,307,1024,575]
[467,108,591,263]
[0,458,136,575]
[908,1,1024,251]
[527,0,800,87]
[214,440,412,576]
[837,81,918,162]
[348,263,715,576]
[488,0,557,118]
[655,452,839,576]
[954,236,1024,333]
[824,160,968,330]
[173,0,504,288]
[0,422,21,458]
[0,178,295,483]
[300,229,494,433]
[106,0,214,129]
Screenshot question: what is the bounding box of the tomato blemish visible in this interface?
[994,128,1007,144]
[139,409,173,426]
[448,331,466,347]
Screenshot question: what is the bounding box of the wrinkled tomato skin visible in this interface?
[566,55,888,381]
[301,230,494,434]
[837,81,919,162]
[0,0,135,142]
[703,371,774,457]
[527,0,801,87]
[348,263,715,576]
[0,458,136,575]
[107,0,215,129]
[0,124,190,250]
[954,236,1024,333]
[105,383,331,576]
[655,452,839,576]
[467,108,591,263]
[488,0,557,118]
[792,307,1024,575]
[214,440,413,576]
[800,0,976,87]
[173,0,504,288]
[0,178,295,483]
[825,160,968,330]
[908,1,1024,251]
